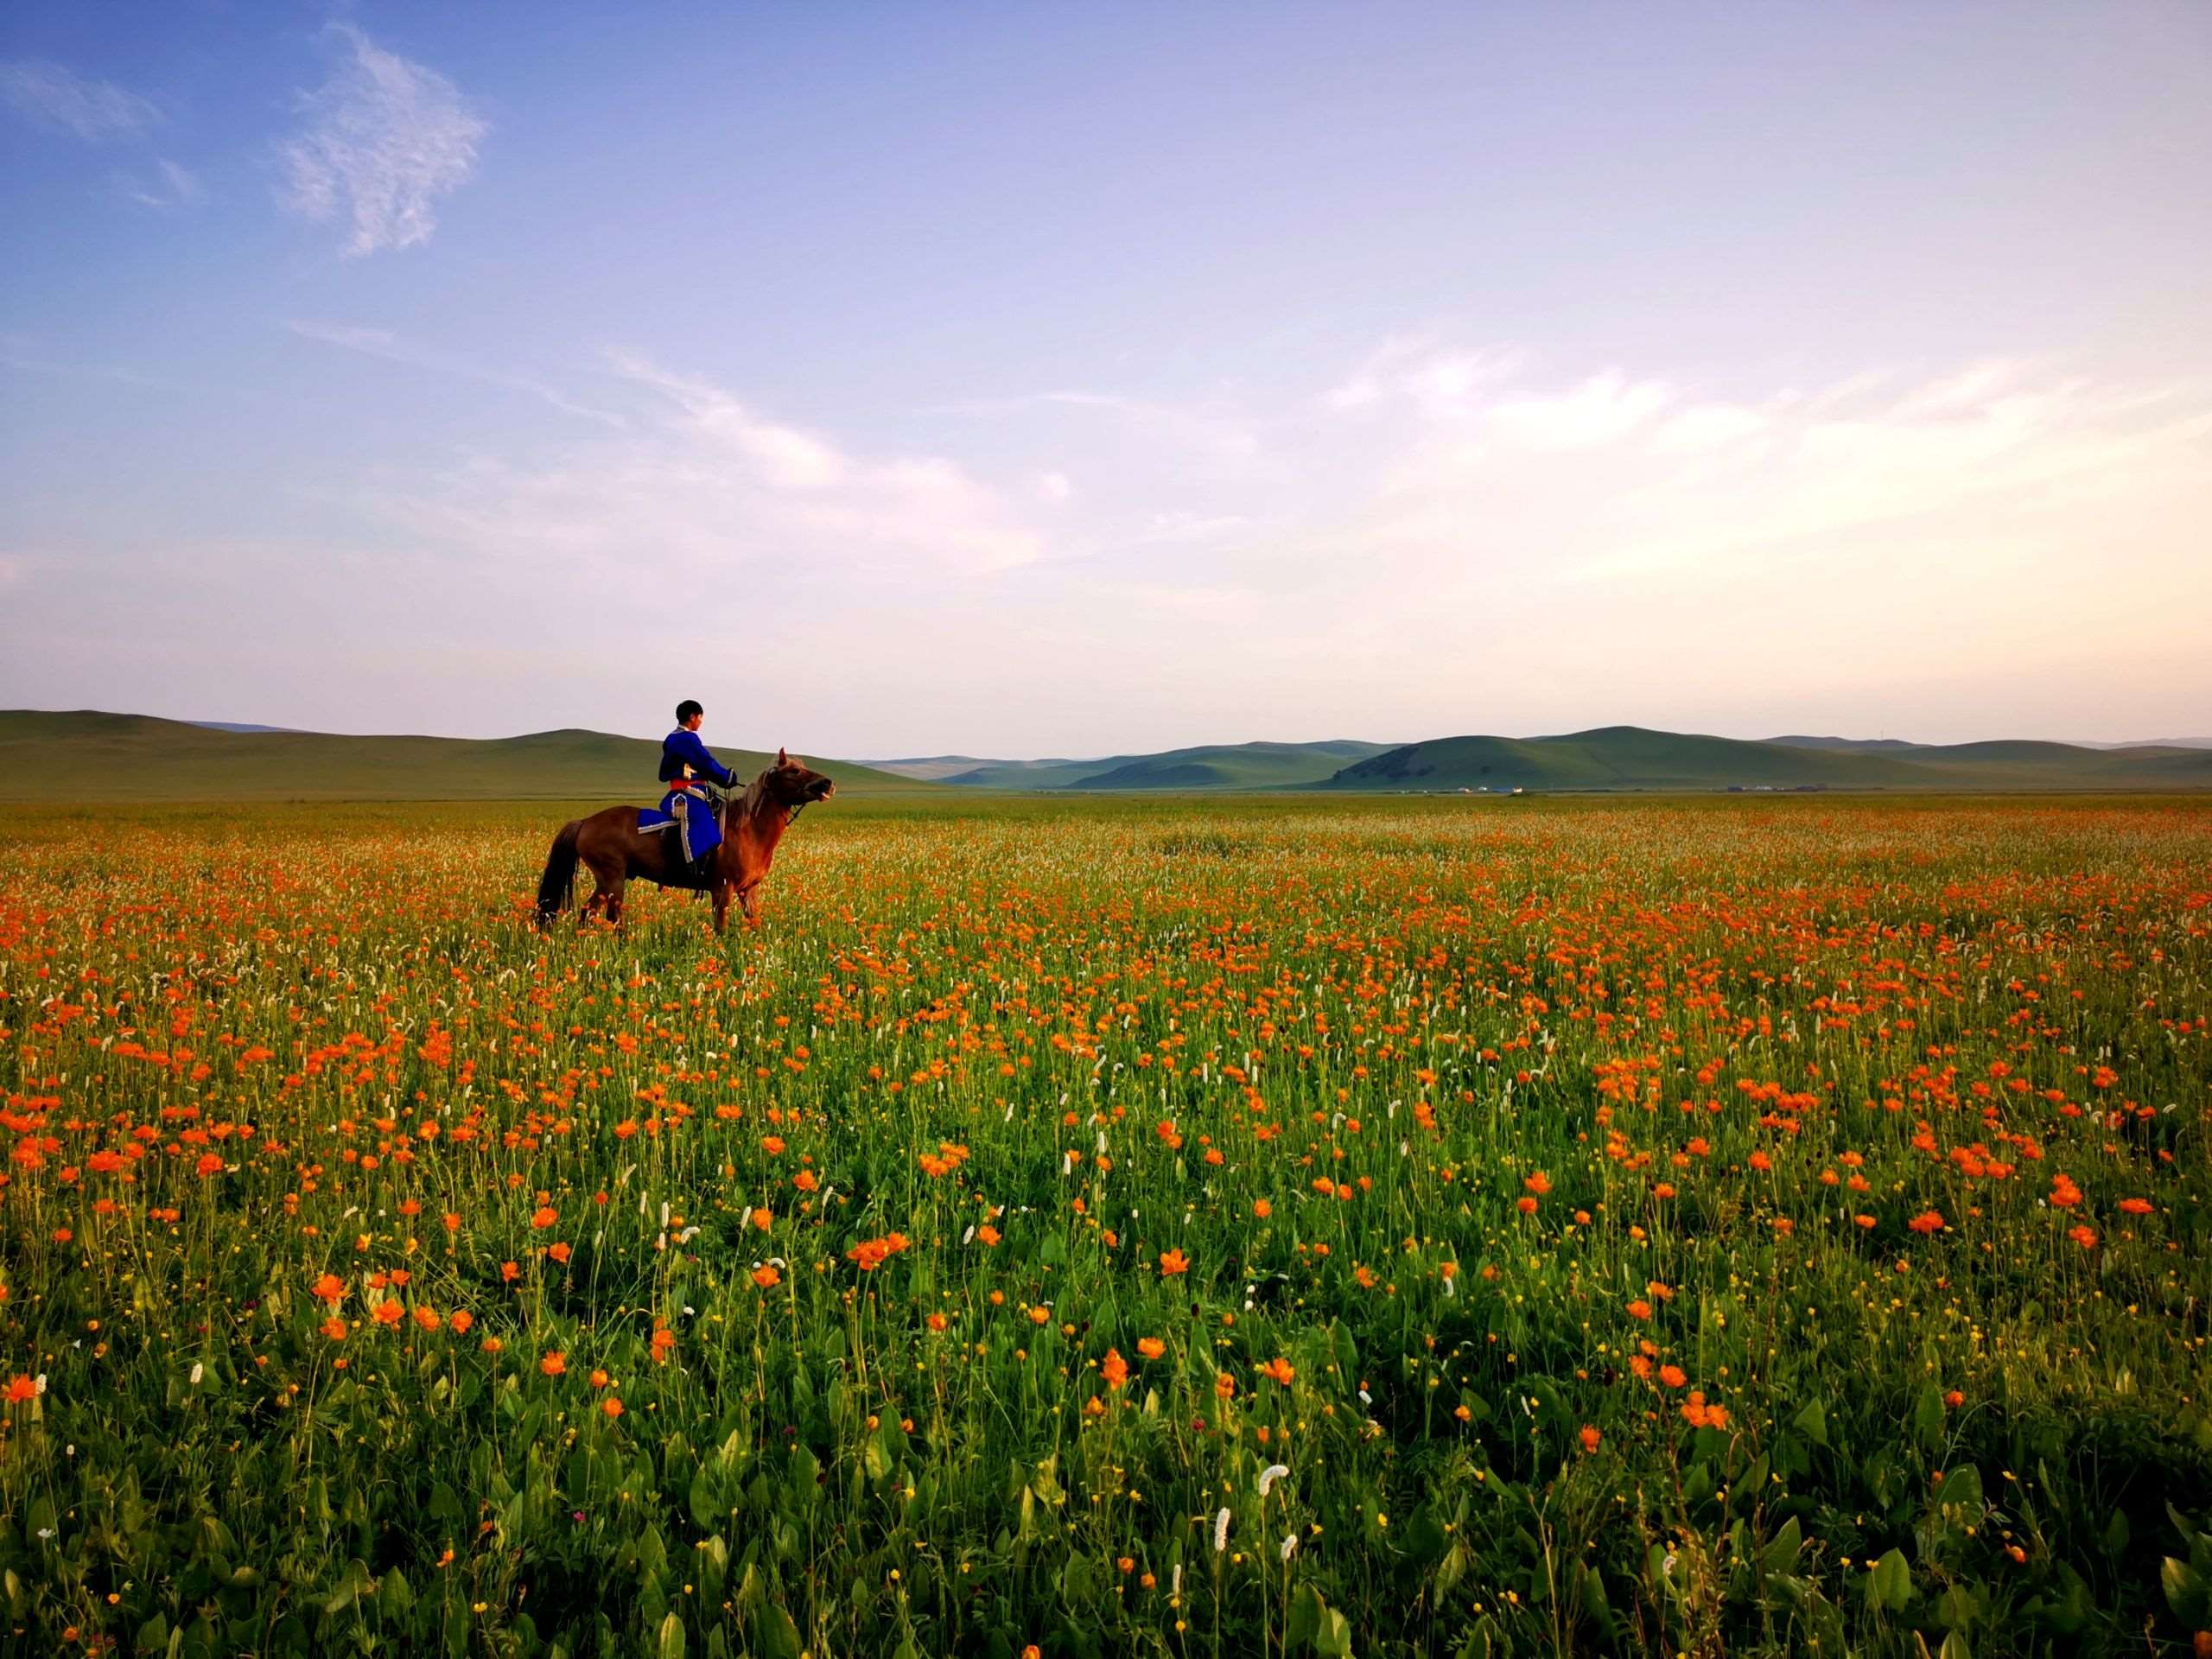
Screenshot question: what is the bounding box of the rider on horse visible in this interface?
[659,699,736,886]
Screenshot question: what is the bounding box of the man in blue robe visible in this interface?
[654,698,737,885]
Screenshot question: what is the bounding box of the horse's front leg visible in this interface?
[737,882,762,925]
[711,877,733,934]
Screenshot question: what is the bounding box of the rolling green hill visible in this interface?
[0,711,930,802]
[1327,726,2212,792]
[868,740,1390,791]
[1065,740,1393,791]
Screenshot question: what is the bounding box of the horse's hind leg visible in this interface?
[580,854,626,929]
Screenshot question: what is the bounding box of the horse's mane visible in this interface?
[725,768,773,830]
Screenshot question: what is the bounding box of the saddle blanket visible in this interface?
[638,788,722,862]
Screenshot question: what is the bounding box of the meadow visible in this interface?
[2,794,2208,1658]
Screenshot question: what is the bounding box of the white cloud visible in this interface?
[115,158,203,211]
[288,321,625,425]
[349,353,1043,580]
[0,60,160,142]
[279,24,486,256]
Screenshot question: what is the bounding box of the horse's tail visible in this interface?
[536,821,582,928]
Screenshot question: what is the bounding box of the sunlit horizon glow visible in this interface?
[3,3,2208,755]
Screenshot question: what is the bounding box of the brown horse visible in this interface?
[534,748,835,933]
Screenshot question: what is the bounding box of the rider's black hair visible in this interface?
[676,699,703,725]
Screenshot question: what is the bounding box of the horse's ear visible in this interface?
[777,747,788,766]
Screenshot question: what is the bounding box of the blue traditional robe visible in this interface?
[638,728,737,863]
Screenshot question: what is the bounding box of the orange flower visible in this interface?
[2067,1224,2098,1249]
[1516,1196,1539,1214]
[412,1306,442,1332]
[752,1264,781,1289]
[750,1207,773,1231]
[1681,1391,1730,1430]
[590,1369,611,1389]
[1657,1364,1688,1389]
[1625,1299,1653,1321]
[312,1273,345,1304]
[449,1310,474,1335]
[541,1351,567,1376]
[1215,1371,1236,1400]
[926,1312,949,1332]
[500,1260,521,1283]
[7,1375,39,1402]
[320,1317,347,1341]
[1258,1357,1295,1386]
[793,1170,818,1192]
[2118,1198,2153,1216]
[1523,1171,1551,1195]
[1136,1337,1166,1360]
[1101,1348,1129,1390]
[372,1298,404,1327]
[651,1326,676,1363]
[1028,1306,1051,1325]
[546,1242,572,1264]
[1253,1199,1271,1219]
[531,1205,558,1230]
[602,1396,624,1418]
[1157,1248,1189,1277]
[1579,1425,1601,1452]
[1908,1211,1944,1234]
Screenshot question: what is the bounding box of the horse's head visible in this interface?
[763,747,836,808]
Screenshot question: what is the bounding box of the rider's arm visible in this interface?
[671,729,735,787]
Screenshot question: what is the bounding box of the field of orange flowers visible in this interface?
[2,794,2209,1658]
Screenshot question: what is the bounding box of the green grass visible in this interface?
[1,793,2209,1657]
[0,711,934,803]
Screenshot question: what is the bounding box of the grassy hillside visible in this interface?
[0,710,931,802]
[1329,726,2212,791]
[1066,740,1393,791]
[866,741,1390,791]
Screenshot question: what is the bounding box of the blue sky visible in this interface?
[3,2,2209,753]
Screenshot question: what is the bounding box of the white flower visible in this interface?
[1172,1563,1182,1598]
[1443,1272,1457,1299]
[1281,1533,1299,1561]
[188,1362,203,1386]
[1213,1508,1231,1552]
[1256,1464,1289,1497]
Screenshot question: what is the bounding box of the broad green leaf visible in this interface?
[1868,1548,1910,1612]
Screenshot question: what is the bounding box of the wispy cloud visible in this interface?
[287,321,626,426]
[0,60,161,142]
[114,158,204,212]
[279,24,486,257]
[939,391,1262,462]
[347,353,1042,579]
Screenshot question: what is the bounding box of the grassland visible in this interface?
[2,793,2209,1657]
[0,712,929,803]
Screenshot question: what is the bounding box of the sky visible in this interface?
[3,2,2209,756]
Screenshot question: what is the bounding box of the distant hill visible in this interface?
[868,740,1391,791]
[1327,726,2212,792]
[1064,740,1393,791]
[1768,734,1929,753]
[868,755,1104,786]
[0,711,930,802]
